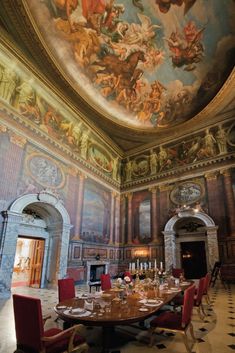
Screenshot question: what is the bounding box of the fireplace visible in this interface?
[86,261,109,285]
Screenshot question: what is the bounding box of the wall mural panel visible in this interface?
[81,179,111,244]
[122,120,235,184]
[0,47,120,184]
[25,0,235,129]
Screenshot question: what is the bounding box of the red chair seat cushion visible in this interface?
[150,311,184,331]
[44,328,86,353]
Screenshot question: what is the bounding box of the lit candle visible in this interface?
[154,259,157,269]
[129,262,131,271]
[137,258,140,269]
[160,261,163,271]
[149,261,151,269]
[140,263,143,271]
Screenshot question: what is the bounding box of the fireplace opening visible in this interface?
[90,264,105,282]
[181,241,207,279]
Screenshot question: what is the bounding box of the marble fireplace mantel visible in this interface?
[86,261,109,284]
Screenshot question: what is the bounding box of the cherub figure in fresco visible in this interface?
[95,72,120,98]
[155,0,197,15]
[137,80,165,125]
[166,21,204,71]
[216,125,227,155]
[42,105,62,137]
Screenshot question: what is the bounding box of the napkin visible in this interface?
[84,300,94,311]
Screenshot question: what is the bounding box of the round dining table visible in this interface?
[54,282,192,352]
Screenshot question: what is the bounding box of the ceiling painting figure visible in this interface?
[25,0,235,129]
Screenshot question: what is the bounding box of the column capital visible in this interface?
[125,192,133,201]
[111,191,118,198]
[0,124,7,133]
[78,172,87,180]
[159,184,170,192]
[220,168,231,177]
[204,171,218,180]
[149,186,158,194]
[10,133,27,148]
[68,166,79,177]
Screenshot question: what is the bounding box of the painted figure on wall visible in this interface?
[81,180,111,244]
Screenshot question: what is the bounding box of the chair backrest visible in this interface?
[172,268,184,278]
[124,271,133,281]
[13,294,44,352]
[203,272,211,294]
[182,284,195,327]
[100,273,111,290]
[58,277,75,302]
[195,277,205,305]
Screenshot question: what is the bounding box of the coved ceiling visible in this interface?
[0,0,234,154]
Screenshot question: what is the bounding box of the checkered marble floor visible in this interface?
[0,282,234,353]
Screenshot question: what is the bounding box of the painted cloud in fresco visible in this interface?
[26,0,235,129]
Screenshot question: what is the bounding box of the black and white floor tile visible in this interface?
[0,282,234,353]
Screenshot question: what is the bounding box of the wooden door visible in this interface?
[29,239,45,288]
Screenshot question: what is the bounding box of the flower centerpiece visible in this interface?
[124,275,134,294]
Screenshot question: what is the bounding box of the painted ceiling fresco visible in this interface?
[25,0,234,130]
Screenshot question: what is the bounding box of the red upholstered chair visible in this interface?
[100,273,112,290]
[149,284,196,353]
[124,271,133,282]
[172,268,184,279]
[13,294,89,353]
[202,272,211,305]
[58,278,76,302]
[173,277,206,320]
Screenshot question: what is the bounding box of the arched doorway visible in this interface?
[162,208,219,276]
[0,190,72,298]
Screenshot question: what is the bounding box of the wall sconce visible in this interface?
[134,249,148,258]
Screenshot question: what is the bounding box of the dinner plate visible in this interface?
[144,300,163,307]
[139,307,149,312]
[63,309,92,317]
[56,305,67,310]
[181,282,191,285]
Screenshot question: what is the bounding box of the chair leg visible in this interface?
[189,322,196,342]
[206,293,211,305]
[197,305,205,321]
[148,327,156,347]
[201,303,207,317]
[182,332,193,353]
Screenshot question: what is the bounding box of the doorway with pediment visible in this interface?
[162,208,219,279]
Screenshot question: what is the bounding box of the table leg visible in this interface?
[101,326,115,353]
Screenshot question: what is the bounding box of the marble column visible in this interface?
[206,226,219,269]
[221,169,235,236]
[114,195,120,244]
[159,184,170,243]
[205,172,221,225]
[73,172,86,240]
[149,187,159,243]
[0,211,22,298]
[127,193,133,245]
[109,191,116,244]
[162,230,176,271]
